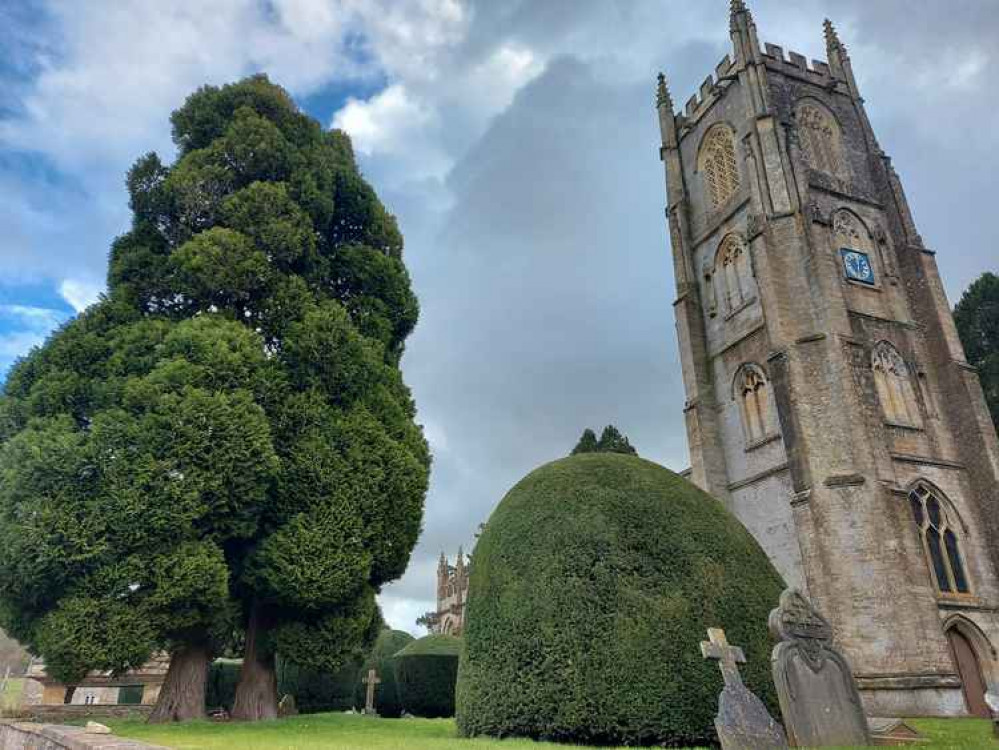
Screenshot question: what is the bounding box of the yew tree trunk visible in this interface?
[231,603,278,721]
[148,642,211,723]
[63,685,76,704]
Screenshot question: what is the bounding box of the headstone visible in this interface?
[769,588,870,747]
[986,692,999,738]
[867,718,926,745]
[701,627,788,750]
[361,668,381,716]
[278,693,298,717]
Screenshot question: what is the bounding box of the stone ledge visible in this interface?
[0,721,167,750]
[23,706,153,724]
[855,673,962,691]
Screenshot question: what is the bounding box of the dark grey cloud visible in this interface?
[378,0,999,630]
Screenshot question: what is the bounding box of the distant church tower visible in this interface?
[432,549,469,636]
[657,1,999,717]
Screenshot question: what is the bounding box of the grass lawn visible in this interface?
[104,712,997,750]
[0,677,24,709]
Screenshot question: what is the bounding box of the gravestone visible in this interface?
[361,668,381,716]
[701,627,787,750]
[770,589,870,747]
[277,693,298,717]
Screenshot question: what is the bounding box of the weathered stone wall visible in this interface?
[0,721,163,750]
[20,706,152,724]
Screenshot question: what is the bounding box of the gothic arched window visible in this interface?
[734,364,777,445]
[796,101,843,177]
[909,483,970,595]
[872,341,921,428]
[698,124,740,209]
[716,234,754,314]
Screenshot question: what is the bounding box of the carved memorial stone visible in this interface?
[770,589,870,747]
[701,627,788,750]
[362,668,381,716]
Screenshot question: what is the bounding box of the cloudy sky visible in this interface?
[1,0,996,635]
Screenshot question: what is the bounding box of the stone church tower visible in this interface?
[657,1,999,717]
[431,548,469,636]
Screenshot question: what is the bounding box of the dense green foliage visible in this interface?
[277,654,363,714]
[456,454,784,746]
[955,271,999,429]
[570,425,637,456]
[206,660,242,712]
[355,629,414,718]
[394,634,461,718]
[0,75,429,710]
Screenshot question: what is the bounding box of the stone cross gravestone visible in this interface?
[362,668,381,715]
[701,627,788,750]
[769,589,870,747]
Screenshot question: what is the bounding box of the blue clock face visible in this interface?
[840,248,875,285]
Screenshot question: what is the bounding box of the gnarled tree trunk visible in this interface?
[148,642,211,723]
[63,685,76,704]
[231,603,278,721]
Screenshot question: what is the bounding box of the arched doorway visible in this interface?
[947,627,989,717]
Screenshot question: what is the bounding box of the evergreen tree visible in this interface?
[0,76,429,722]
[955,272,999,429]
[597,425,637,455]
[571,426,637,456]
[570,428,599,454]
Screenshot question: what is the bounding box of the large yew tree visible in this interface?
[0,76,429,722]
[955,271,999,430]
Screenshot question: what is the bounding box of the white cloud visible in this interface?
[0,304,69,367]
[376,591,434,637]
[59,279,104,313]
[334,84,440,166]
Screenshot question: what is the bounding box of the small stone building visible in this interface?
[431,549,469,636]
[25,655,168,706]
[657,1,999,718]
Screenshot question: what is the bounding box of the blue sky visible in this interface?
[1,0,996,633]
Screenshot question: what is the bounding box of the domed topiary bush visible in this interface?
[455,453,785,746]
[394,634,461,717]
[355,628,413,717]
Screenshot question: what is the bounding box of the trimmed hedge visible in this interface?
[354,629,414,717]
[455,454,785,746]
[205,659,241,712]
[277,654,363,713]
[394,634,461,717]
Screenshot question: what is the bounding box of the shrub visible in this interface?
[394,634,461,718]
[205,659,241,712]
[277,654,363,713]
[354,629,413,717]
[455,454,785,746]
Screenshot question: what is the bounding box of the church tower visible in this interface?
[657,2,999,717]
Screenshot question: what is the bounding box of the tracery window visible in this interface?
[871,341,922,428]
[717,234,754,314]
[909,483,970,595]
[734,364,777,445]
[833,210,870,251]
[699,125,740,209]
[796,101,842,176]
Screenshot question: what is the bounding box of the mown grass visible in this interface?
[104,712,997,750]
[0,677,24,709]
[106,712,693,750]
